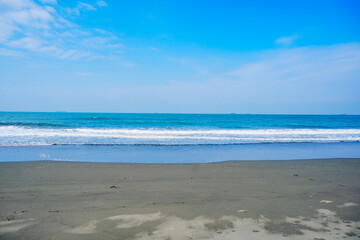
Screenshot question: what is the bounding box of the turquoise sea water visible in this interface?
[1,112,360,145]
[0,112,359,162]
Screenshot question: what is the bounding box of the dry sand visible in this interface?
[0,159,359,239]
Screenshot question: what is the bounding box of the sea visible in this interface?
[0,112,360,163]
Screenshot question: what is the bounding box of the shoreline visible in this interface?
[1,157,360,164]
[1,142,360,163]
[1,159,360,239]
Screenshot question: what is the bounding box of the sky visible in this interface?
[0,0,359,114]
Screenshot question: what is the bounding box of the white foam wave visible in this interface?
[0,126,360,146]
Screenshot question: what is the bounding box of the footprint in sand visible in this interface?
[0,219,35,234]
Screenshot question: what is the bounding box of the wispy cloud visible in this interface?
[228,43,360,84]
[275,35,298,46]
[0,0,123,60]
[73,72,93,77]
[39,0,57,4]
[108,43,359,113]
[9,36,43,50]
[67,2,96,16]
[82,37,124,49]
[148,46,159,52]
[0,47,23,56]
[96,1,107,7]
[0,0,53,42]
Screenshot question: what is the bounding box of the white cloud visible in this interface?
[105,43,359,113]
[149,46,159,52]
[9,36,42,50]
[5,8,53,25]
[59,49,91,60]
[96,1,107,7]
[82,37,124,49]
[0,0,124,60]
[0,47,23,56]
[0,0,33,9]
[68,2,96,16]
[0,0,53,43]
[275,35,298,46]
[73,72,93,77]
[228,43,360,84]
[0,18,17,42]
[106,43,124,49]
[39,0,57,4]
[118,60,135,67]
[78,2,96,11]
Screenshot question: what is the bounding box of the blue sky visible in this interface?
[0,0,359,113]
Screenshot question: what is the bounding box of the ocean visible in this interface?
[0,112,360,162]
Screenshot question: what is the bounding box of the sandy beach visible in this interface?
[0,159,359,239]
[1,0,359,239]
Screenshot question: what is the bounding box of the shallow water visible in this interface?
[1,142,360,163]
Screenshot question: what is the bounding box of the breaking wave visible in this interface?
[1,126,360,146]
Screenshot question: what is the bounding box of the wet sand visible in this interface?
[0,159,359,239]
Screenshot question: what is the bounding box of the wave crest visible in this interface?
[1,126,360,146]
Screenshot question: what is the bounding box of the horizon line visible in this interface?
[0,111,358,116]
